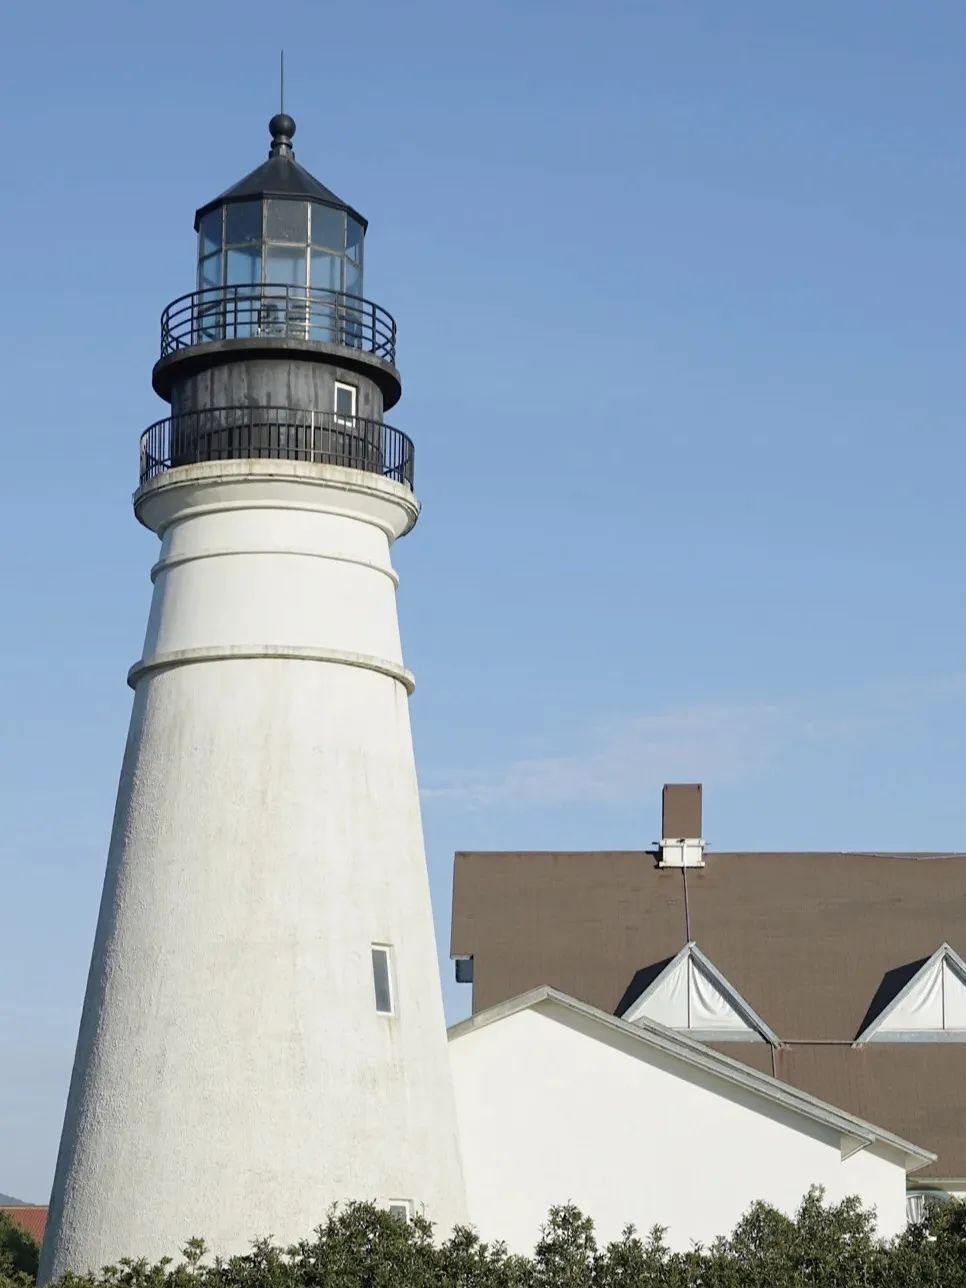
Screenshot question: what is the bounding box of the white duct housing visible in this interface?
[658,838,706,868]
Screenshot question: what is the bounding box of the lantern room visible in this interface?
[194,113,367,301]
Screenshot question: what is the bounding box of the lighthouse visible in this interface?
[41,115,468,1279]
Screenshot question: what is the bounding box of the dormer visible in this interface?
[855,943,966,1044]
[620,942,779,1045]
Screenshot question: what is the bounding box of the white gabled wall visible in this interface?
[450,1004,908,1253]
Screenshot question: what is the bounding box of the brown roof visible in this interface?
[0,1205,47,1244]
[451,847,966,1179]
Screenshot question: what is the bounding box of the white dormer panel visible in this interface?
[942,959,966,1029]
[689,958,749,1031]
[875,958,943,1033]
[856,943,966,1043]
[637,952,689,1028]
[622,943,778,1044]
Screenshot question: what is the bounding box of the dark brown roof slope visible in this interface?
[452,851,687,1016]
[452,850,966,1037]
[451,848,966,1179]
[686,852,966,1041]
[777,1044,966,1178]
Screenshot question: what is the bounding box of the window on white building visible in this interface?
[388,1201,413,1224]
[372,945,394,1015]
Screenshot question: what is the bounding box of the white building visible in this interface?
[449,988,933,1251]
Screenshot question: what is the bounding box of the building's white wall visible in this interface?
[835,1145,908,1240]
[450,1004,909,1253]
[41,464,467,1281]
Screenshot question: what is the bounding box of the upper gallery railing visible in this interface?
[159,285,398,364]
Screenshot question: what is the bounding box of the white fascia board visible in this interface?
[620,941,780,1046]
[864,1030,966,1043]
[448,986,936,1173]
[684,1028,769,1042]
[855,942,966,1045]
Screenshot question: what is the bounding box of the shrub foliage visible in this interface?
[13,1188,966,1288]
[0,1210,40,1286]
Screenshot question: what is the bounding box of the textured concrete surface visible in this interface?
[41,461,467,1279]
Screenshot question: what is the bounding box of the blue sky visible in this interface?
[2,0,966,1203]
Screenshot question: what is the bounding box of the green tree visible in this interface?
[14,1187,966,1288]
[0,1211,40,1286]
[0,1210,40,1282]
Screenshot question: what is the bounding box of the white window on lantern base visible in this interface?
[334,381,357,424]
[388,1200,413,1224]
[371,944,394,1015]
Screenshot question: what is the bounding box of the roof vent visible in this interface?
[658,783,705,868]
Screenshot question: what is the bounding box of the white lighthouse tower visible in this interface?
[41,115,468,1280]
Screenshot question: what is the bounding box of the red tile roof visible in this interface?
[0,1205,47,1244]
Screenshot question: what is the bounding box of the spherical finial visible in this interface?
[270,113,296,144]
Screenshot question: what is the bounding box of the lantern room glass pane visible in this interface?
[199,253,223,290]
[199,208,222,256]
[311,203,346,251]
[266,199,308,244]
[310,249,341,292]
[266,245,307,286]
[225,200,262,245]
[345,259,362,298]
[225,246,262,286]
[347,217,364,263]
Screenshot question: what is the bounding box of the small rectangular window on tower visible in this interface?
[334,382,357,422]
[388,1201,413,1224]
[371,945,394,1015]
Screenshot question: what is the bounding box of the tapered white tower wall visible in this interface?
[41,461,467,1278]
[41,114,467,1279]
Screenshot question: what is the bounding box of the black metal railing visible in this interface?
[159,285,397,363]
[139,407,414,489]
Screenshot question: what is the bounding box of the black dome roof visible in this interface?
[194,115,367,232]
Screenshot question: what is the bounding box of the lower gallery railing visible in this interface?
[139,408,414,489]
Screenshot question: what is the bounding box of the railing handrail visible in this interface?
[161,283,386,313]
[138,406,414,490]
[158,284,398,364]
